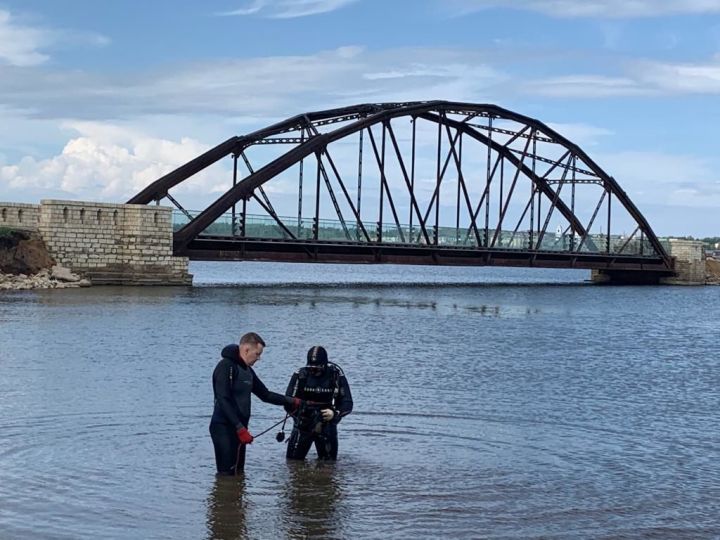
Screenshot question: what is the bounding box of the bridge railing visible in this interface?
[173,211,660,257]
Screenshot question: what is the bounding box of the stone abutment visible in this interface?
[0,200,191,285]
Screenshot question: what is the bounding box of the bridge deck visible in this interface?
[182,235,673,273]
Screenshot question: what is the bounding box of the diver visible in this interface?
[284,346,353,461]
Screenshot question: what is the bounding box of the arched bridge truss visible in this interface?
[128,101,673,275]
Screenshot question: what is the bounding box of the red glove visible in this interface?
[236,427,254,445]
[291,397,303,412]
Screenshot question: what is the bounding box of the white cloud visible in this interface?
[0,123,226,202]
[218,0,359,18]
[523,75,649,98]
[0,10,51,66]
[633,59,720,93]
[0,9,109,67]
[364,62,498,82]
[523,57,720,97]
[443,0,720,18]
[218,0,267,16]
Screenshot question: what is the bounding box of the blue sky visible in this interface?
[1,0,719,236]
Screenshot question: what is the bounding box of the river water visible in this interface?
[0,262,718,539]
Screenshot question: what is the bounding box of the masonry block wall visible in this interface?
[0,203,41,230]
[5,199,192,285]
[585,239,706,284]
[661,239,705,285]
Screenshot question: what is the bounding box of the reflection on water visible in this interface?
[281,461,345,540]
[205,461,346,540]
[206,476,248,540]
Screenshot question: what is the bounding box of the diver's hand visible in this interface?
[320,408,335,422]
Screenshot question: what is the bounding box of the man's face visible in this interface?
[308,365,325,376]
[240,343,264,367]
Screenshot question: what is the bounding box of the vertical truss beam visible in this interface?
[385,121,431,244]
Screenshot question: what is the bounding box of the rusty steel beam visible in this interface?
[181,236,674,274]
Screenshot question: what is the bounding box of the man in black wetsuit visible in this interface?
[210,332,302,475]
[285,346,353,461]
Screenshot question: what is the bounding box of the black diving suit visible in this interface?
[284,362,353,460]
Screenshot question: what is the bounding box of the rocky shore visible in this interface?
[0,266,91,291]
[0,265,91,291]
[0,228,91,290]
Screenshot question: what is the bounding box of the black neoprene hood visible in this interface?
[306,346,328,366]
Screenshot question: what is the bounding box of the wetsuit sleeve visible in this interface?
[251,370,295,407]
[284,371,301,414]
[213,359,243,429]
[333,372,353,424]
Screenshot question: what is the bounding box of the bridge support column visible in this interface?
[591,238,706,285]
[660,239,706,285]
[34,200,191,285]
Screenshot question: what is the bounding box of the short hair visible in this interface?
[239,332,266,347]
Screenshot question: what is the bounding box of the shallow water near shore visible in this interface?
[1,262,718,539]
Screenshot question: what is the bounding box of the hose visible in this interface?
[234,413,291,474]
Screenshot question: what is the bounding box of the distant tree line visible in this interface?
[701,237,720,247]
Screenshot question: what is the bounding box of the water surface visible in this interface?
[0,262,717,539]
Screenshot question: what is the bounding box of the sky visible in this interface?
[1,0,719,237]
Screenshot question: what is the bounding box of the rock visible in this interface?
[51,265,81,282]
[0,266,91,290]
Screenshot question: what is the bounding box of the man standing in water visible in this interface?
[210,332,302,475]
[285,346,353,461]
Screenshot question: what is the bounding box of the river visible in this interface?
[0,262,718,539]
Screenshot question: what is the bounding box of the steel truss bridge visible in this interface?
[128,101,675,280]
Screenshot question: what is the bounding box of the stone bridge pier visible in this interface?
[591,238,706,285]
[661,239,707,285]
[0,200,191,285]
